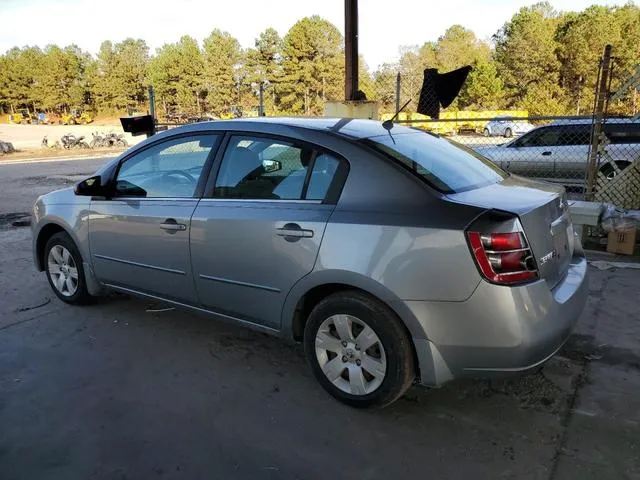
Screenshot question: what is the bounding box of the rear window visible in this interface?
[365,131,506,193]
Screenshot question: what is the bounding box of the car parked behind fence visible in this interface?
[475,118,640,185]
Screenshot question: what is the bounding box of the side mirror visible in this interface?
[262,159,282,173]
[74,175,106,196]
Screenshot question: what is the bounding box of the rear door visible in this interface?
[190,134,348,329]
[552,124,591,180]
[603,122,640,164]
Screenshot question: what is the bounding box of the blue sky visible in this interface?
[0,0,627,68]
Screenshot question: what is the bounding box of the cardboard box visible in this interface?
[607,228,637,255]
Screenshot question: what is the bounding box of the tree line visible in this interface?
[0,2,638,119]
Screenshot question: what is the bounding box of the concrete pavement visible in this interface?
[0,156,108,215]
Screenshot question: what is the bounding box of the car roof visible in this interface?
[551,117,640,125]
[170,117,419,140]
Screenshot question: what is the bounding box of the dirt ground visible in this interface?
[0,157,639,479]
[0,123,145,151]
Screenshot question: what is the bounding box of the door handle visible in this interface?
[542,151,552,156]
[160,219,186,232]
[276,223,314,239]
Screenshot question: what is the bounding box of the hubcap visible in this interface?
[315,314,387,396]
[47,245,78,297]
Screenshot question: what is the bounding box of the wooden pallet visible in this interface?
[595,158,640,209]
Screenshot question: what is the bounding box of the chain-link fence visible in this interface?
[591,58,640,209]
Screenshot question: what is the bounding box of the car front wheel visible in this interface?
[304,291,416,409]
[45,232,93,304]
[504,127,513,138]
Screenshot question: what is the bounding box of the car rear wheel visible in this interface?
[304,291,415,409]
[483,128,490,137]
[599,161,631,180]
[504,127,513,138]
[45,232,93,305]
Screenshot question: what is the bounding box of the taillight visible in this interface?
[467,230,538,285]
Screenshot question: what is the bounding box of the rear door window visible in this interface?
[557,125,591,146]
[365,131,505,193]
[214,135,344,201]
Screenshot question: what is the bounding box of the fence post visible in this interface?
[585,44,613,200]
[395,72,401,115]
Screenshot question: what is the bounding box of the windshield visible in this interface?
[365,131,506,193]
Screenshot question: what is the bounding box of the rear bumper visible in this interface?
[404,252,589,386]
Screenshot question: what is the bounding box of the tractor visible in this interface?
[61,109,93,125]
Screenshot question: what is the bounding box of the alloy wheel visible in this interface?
[47,245,79,297]
[315,314,387,396]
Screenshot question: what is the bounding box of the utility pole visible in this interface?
[344,0,358,101]
[147,85,156,136]
[395,73,401,115]
[258,82,265,117]
[585,44,612,200]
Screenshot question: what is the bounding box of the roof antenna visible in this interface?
[382,99,412,130]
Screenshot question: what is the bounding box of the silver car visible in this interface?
[483,117,534,138]
[476,119,640,184]
[32,118,588,408]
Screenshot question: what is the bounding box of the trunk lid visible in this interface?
[447,175,573,288]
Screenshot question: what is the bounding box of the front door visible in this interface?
[190,134,346,329]
[89,133,220,303]
[504,126,559,178]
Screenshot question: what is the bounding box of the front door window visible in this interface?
[116,135,219,198]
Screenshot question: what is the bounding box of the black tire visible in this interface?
[44,232,94,305]
[483,128,490,137]
[599,161,630,180]
[117,138,128,147]
[303,291,416,409]
[504,127,513,138]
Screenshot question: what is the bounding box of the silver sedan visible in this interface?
[32,118,588,408]
[483,118,534,138]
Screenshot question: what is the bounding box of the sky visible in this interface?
[0,0,627,69]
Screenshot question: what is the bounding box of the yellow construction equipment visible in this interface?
[61,109,93,125]
[380,110,529,135]
[8,109,37,124]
